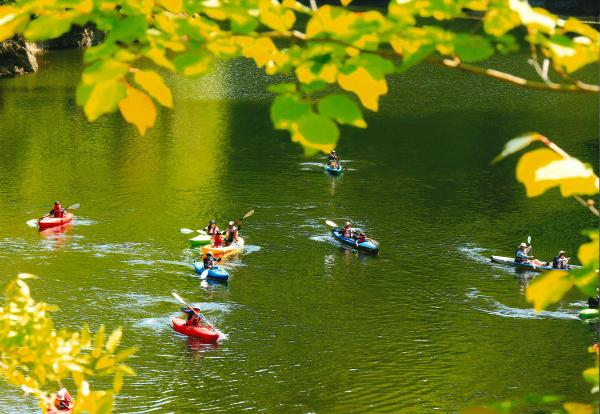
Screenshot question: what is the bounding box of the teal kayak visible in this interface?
[325,164,343,175]
[490,255,581,272]
[193,262,229,281]
[331,228,378,254]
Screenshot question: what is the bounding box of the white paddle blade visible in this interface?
[26,219,38,228]
[180,228,194,234]
[67,203,80,210]
[325,220,337,227]
[200,269,209,280]
[243,209,255,219]
[196,229,207,235]
[527,235,531,245]
[171,292,185,303]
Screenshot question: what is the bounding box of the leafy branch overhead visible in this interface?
[1,0,598,152]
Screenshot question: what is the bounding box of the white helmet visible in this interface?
[520,242,527,248]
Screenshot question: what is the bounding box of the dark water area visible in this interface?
[0,46,597,413]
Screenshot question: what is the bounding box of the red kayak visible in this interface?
[171,317,220,342]
[38,213,74,230]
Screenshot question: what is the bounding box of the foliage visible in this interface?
[0,0,599,153]
[464,135,599,414]
[0,274,136,414]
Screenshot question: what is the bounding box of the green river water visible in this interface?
[0,47,598,413]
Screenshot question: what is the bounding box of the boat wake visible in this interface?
[466,288,579,320]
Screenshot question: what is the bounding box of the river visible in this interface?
[0,45,597,413]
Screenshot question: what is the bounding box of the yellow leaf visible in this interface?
[83,80,126,122]
[296,62,337,84]
[337,67,387,111]
[306,5,354,39]
[134,70,173,108]
[118,86,156,135]
[340,0,352,5]
[144,48,175,71]
[516,148,563,197]
[0,6,29,42]
[243,37,279,68]
[160,0,182,13]
[105,327,122,352]
[113,370,124,393]
[95,355,115,371]
[526,270,573,312]
[563,402,594,414]
[259,0,295,33]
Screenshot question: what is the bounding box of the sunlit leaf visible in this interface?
[160,0,182,13]
[270,93,311,129]
[317,94,366,128]
[492,133,540,164]
[0,6,29,42]
[105,327,122,352]
[24,15,71,41]
[118,86,157,135]
[578,231,599,266]
[534,158,599,196]
[134,70,173,108]
[563,402,594,414]
[83,80,126,122]
[526,270,573,312]
[582,367,599,385]
[115,347,138,362]
[340,0,352,5]
[337,67,388,111]
[259,0,295,33]
[509,0,557,34]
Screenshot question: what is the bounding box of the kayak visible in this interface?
[193,262,230,281]
[325,163,343,175]
[38,213,74,230]
[331,229,378,254]
[201,237,245,258]
[490,255,581,272]
[171,317,220,342]
[579,308,599,320]
[190,234,212,247]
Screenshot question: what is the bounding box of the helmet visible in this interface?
[559,250,565,255]
[332,150,336,154]
[209,220,216,224]
[56,389,68,400]
[54,201,60,205]
[345,222,351,226]
[229,221,234,226]
[520,242,527,248]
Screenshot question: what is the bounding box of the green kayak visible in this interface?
[190,234,212,247]
[579,308,599,320]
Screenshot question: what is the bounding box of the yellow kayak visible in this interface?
[201,237,245,258]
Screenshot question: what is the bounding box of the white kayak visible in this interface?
[490,255,581,272]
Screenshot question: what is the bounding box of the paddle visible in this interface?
[200,268,209,280]
[180,228,208,235]
[171,292,216,331]
[325,220,337,228]
[234,209,255,230]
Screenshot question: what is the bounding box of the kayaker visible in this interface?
[182,307,202,326]
[48,388,73,413]
[588,289,600,309]
[552,251,570,269]
[328,150,338,163]
[340,222,354,238]
[213,231,223,248]
[203,252,221,269]
[515,242,548,267]
[356,233,367,244]
[224,221,238,245]
[48,201,65,218]
[205,220,219,236]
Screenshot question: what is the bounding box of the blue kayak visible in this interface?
[331,229,379,254]
[193,262,230,281]
[490,255,581,272]
[325,163,343,175]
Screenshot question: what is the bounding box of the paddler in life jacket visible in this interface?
[182,307,202,326]
[47,388,73,413]
[224,221,238,246]
[203,252,221,269]
[213,231,223,248]
[340,222,354,238]
[205,220,219,236]
[515,242,548,267]
[552,251,570,269]
[48,201,65,218]
[328,150,338,163]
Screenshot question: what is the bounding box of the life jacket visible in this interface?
[206,224,218,235]
[225,228,237,243]
[203,256,214,269]
[213,234,223,247]
[357,236,366,243]
[53,204,63,218]
[552,256,561,269]
[515,249,526,263]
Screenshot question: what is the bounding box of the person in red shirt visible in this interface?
[47,388,73,413]
[49,201,65,218]
[213,231,223,247]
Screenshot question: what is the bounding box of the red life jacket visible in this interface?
[53,204,64,218]
[213,234,223,247]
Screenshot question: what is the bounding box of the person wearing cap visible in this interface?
[515,242,547,266]
[224,221,238,245]
[355,232,367,246]
[182,307,202,326]
[205,220,219,236]
[552,251,570,269]
[328,150,338,163]
[340,222,354,238]
[47,388,73,413]
[47,201,65,218]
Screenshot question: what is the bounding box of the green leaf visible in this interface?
[172,52,212,76]
[300,80,327,94]
[317,95,366,128]
[24,15,71,41]
[82,60,129,84]
[84,80,126,122]
[526,270,573,312]
[397,44,435,73]
[106,15,147,43]
[270,93,311,129]
[454,34,494,62]
[296,113,340,146]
